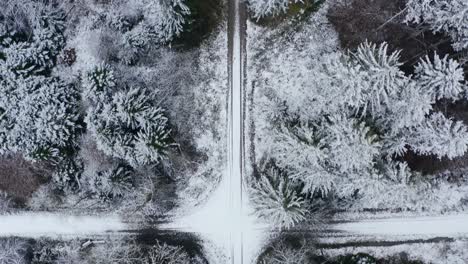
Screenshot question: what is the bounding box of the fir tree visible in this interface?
[144,0,190,42]
[250,167,307,229]
[408,112,468,159]
[414,53,466,101]
[351,41,405,115]
[247,0,303,19]
[85,164,133,202]
[405,0,468,51]
[84,66,171,167]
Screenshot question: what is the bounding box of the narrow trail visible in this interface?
[0,213,124,238]
[332,213,468,237]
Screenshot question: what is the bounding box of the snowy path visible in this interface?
[166,0,266,263]
[0,213,124,238]
[333,213,468,237]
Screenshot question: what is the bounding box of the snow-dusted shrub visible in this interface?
[259,243,309,264]
[51,157,83,191]
[84,65,171,167]
[0,191,12,213]
[0,238,27,264]
[414,53,466,101]
[32,239,82,264]
[405,0,468,51]
[85,164,134,202]
[250,167,307,229]
[247,0,302,19]
[88,238,143,263]
[147,241,191,264]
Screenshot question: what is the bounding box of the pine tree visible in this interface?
[271,123,335,195]
[408,112,468,159]
[85,164,133,202]
[351,41,406,115]
[144,0,190,42]
[247,0,303,19]
[322,115,380,175]
[405,0,468,51]
[84,66,171,167]
[383,79,433,133]
[414,53,466,101]
[250,168,307,229]
[83,64,116,102]
[0,76,80,161]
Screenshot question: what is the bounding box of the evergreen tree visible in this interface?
[271,123,335,195]
[247,0,303,19]
[85,164,133,202]
[414,53,466,101]
[84,66,171,167]
[82,64,116,102]
[144,0,190,42]
[408,112,468,159]
[0,76,80,161]
[351,41,405,115]
[405,0,468,51]
[250,167,307,229]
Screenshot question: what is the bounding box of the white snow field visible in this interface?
[334,214,468,236]
[0,213,125,238]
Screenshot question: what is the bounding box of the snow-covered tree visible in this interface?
[405,0,468,51]
[323,115,380,175]
[270,115,380,197]
[351,41,406,115]
[247,0,302,19]
[271,123,334,195]
[143,0,191,42]
[0,238,27,264]
[87,88,171,167]
[85,164,133,202]
[383,79,433,134]
[259,242,309,264]
[408,112,468,159]
[82,64,116,102]
[250,167,307,229]
[324,42,468,160]
[414,53,466,101]
[0,191,13,214]
[0,2,77,162]
[0,76,80,161]
[148,241,192,264]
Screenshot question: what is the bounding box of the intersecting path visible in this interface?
[165,0,268,263]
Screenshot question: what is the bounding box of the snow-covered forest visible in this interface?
[0,0,227,262]
[246,0,468,263]
[1,0,468,263]
[0,0,226,217]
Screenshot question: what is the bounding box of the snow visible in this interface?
[162,1,269,263]
[334,213,468,236]
[0,213,125,238]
